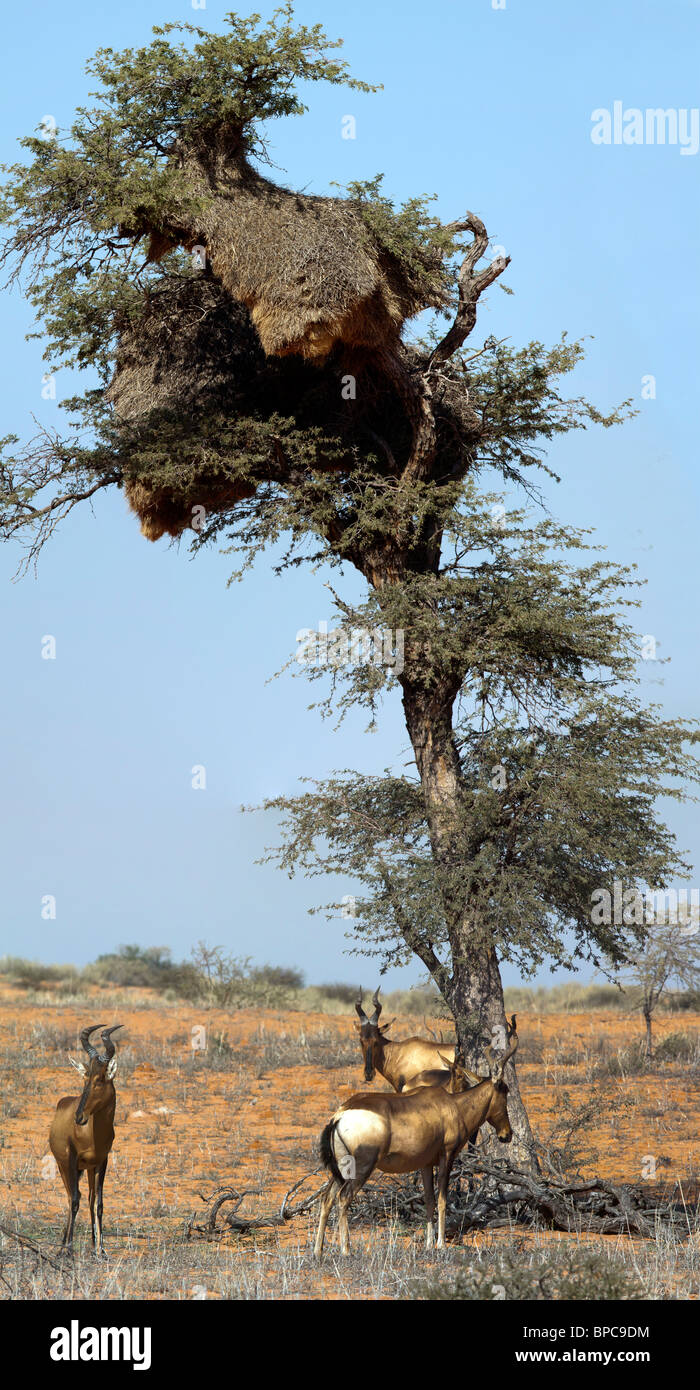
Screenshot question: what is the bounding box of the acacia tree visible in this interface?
[1,10,697,1163]
[616,924,700,1058]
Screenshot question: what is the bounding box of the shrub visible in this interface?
[0,957,78,990]
[670,989,700,1012]
[410,1244,643,1301]
[186,943,295,1009]
[249,964,305,991]
[592,1041,649,1079]
[316,982,361,1003]
[82,944,179,989]
[654,1031,699,1062]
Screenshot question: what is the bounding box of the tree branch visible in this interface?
[428,213,510,369]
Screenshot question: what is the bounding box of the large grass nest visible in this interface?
[108,269,476,542]
[108,272,412,540]
[107,133,478,540]
[124,137,449,363]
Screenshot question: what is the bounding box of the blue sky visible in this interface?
[1,0,698,987]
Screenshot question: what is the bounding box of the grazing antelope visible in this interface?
[49,1023,122,1256]
[315,1021,518,1256]
[354,988,456,1091]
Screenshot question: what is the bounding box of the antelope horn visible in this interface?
[355,989,368,1022]
[100,1024,123,1061]
[79,1024,105,1059]
[500,1017,519,1068]
[484,1019,519,1081]
[369,988,382,1025]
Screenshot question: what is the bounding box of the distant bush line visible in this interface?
[0,947,698,1016]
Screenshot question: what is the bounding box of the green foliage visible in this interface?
[82,943,192,991]
[0,8,377,368]
[254,497,700,981]
[314,981,361,1003]
[0,9,378,401]
[249,962,305,990]
[0,956,78,989]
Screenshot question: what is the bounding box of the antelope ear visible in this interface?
[69,1057,87,1078]
[106,1057,118,1079]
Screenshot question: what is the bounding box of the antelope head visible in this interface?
[437,1050,482,1094]
[482,1015,519,1142]
[70,1024,123,1126]
[354,988,395,1082]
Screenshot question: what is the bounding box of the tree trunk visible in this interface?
[644,1006,653,1059]
[401,679,538,1170]
[446,943,536,1169]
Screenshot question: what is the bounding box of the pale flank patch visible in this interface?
[334,1109,386,1167]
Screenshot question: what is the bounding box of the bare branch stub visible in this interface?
[428,213,511,370]
[396,213,509,489]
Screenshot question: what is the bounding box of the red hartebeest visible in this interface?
[315,1021,519,1256]
[402,1050,481,1094]
[354,988,456,1091]
[49,1023,122,1256]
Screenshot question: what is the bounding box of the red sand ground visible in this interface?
[1,986,698,1296]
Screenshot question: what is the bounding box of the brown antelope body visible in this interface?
[315,1023,518,1256]
[355,989,456,1090]
[49,1023,122,1256]
[403,1055,481,1094]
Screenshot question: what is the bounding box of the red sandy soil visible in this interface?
[1,985,698,1296]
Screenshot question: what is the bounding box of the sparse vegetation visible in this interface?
[0,972,697,1300]
[0,958,79,991]
[410,1243,645,1301]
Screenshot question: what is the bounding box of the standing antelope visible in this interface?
[354,988,456,1091]
[315,1022,518,1256]
[49,1023,122,1256]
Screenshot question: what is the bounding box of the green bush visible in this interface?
[316,982,361,1003]
[249,964,305,990]
[0,957,78,989]
[668,990,700,1012]
[654,1031,699,1062]
[82,944,180,989]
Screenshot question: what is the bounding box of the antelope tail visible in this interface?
[320,1120,342,1183]
[320,1117,355,1185]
